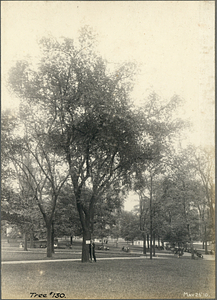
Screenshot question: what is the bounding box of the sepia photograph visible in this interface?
[1,1,215,299]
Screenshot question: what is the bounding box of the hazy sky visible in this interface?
[2,1,215,211]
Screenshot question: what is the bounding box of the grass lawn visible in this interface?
[2,246,143,261]
[2,257,215,299]
[3,238,159,261]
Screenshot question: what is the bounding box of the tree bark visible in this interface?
[150,230,152,259]
[143,234,146,255]
[187,224,194,259]
[82,230,91,262]
[204,224,208,254]
[153,232,156,256]
[70,236,73,245]
[190,239,194,259]
[51,221,55,254]
[147,234,149,249]
[74,187,93,262]
[46,223,52,257]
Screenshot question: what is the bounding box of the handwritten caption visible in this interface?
[30,292,66,298]
[183,292,210,298]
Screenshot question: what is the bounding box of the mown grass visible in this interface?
[2,257,215,299]
[2,241,146,261]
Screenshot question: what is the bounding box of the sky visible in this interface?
[2,1,215,211]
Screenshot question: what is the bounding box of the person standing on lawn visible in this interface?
[89,240,96,262]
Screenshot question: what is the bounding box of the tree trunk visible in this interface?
[158,236,160,248]
[150,175,153,260]
[147,234,149,249]
[70,236,73,245]
[143,234,146,255]
[153,232,155,256]
[46,223,52,257]
[82,230,91,262]
[187,224,194,259]
[150,230,152,259]
[190,240,194,259]
[202,241,205,249]
[23,232,28,251]
[30,229,34,248]
[51,221,55,254]
[204,224,208,254]
[74,189,94,262]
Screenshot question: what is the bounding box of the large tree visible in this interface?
[8,28,154,262]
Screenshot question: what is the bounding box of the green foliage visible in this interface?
[92,187,125,240]
[120,211,141,242]
[7,28,149,254]
[7,27,212,260]
[54,185,82,237]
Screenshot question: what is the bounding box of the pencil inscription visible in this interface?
[30,293,66,298]
[183,292,210,298]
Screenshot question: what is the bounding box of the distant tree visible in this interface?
[1,185,42,251]
[120,211,141,244]
[133,92,188,259]
[136,194,150,254]
[92,184,125,243]
[159,157,204,258]
[1,110,37,250]
[181,146,215,253]
[5,105,69,257]
[1,110,18,213]
[110,208,122,247]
